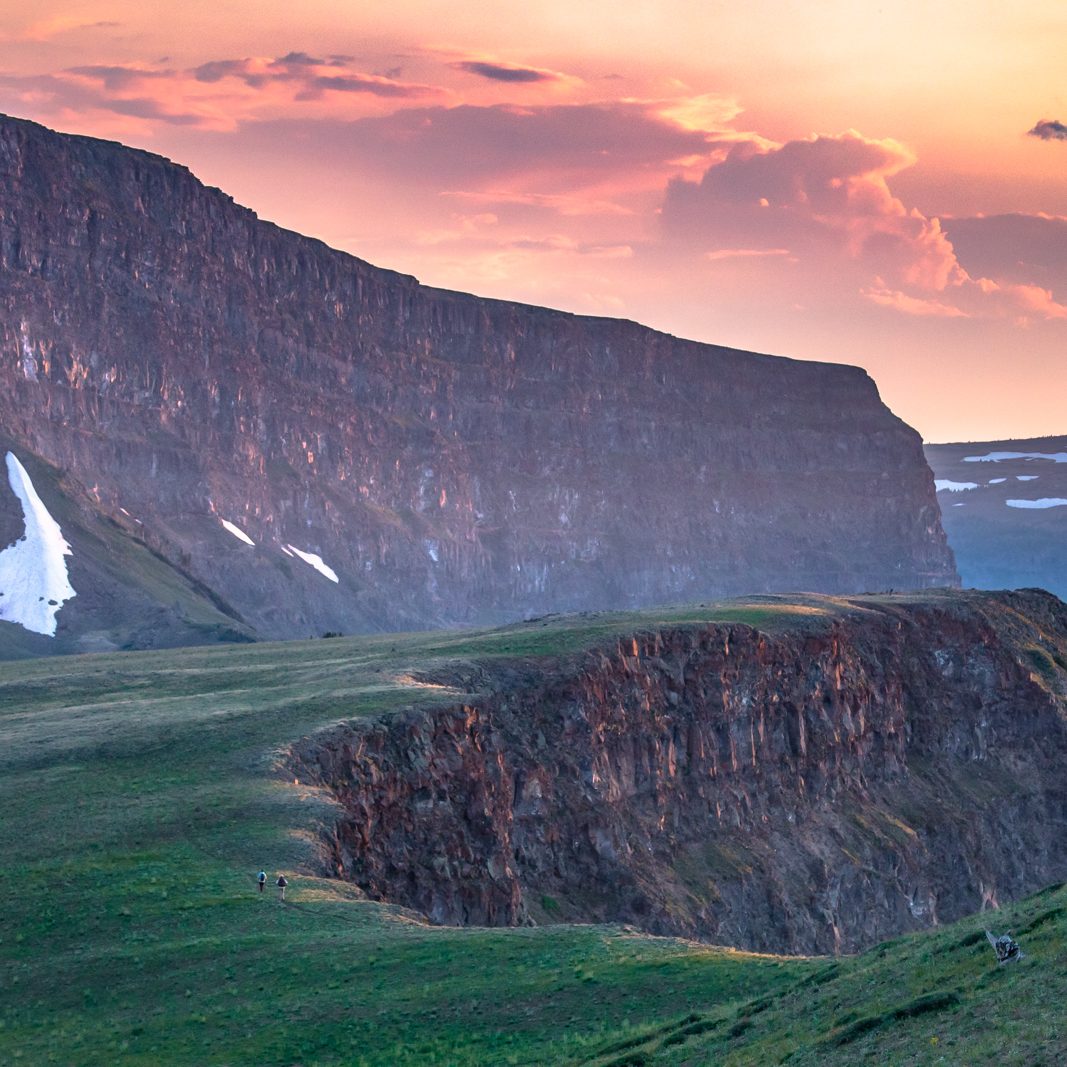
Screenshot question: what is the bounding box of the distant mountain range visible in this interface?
[925,436,1066,600]
[0,113,957,655]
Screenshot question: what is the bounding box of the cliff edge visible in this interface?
[0,114,957,645]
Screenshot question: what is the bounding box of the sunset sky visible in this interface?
[1,1,1065,441]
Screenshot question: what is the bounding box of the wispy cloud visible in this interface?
[862,287,968,317]
[1027,119,1067,141]
[0,54,445,131]
[452,59,568,84]
[13,16,119,42]
[705,247,792,262]
[256,102,714,192]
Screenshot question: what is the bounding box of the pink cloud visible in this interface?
[862,287,969,318]
[11,16,120,42]
[0,55,446,133]
[705,247,792,261]
[661,129,1067,323]
[235,102,713,196]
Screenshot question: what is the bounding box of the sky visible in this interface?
[1,2,1065,442]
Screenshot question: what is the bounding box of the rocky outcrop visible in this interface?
[288,590,1067,955]
[0,114,956,644]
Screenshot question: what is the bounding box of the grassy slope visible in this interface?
[1,594,1064,1065]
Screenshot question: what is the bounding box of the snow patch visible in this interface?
[988,478,1007,485]
[286,544,339,582]
[963,451,1067,464]
[220,519,255,546]
[935,480,978,492]
[1005,498,1067,510]
[0,453,76,636]
[1016,475,1039,482]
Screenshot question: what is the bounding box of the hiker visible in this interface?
[277,874,288,901]
[257,870,266,893]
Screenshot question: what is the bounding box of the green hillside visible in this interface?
[1,597,1064,1065]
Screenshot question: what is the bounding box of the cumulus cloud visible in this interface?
[664,131,962,286]
[452,60,566,84]
[1028,119,1067,141]
[660,129,1067,322]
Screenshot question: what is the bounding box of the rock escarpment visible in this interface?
[0,114,956,643]
[289,590,1067,955]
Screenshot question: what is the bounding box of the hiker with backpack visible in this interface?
[257,870,266,893]
[277,874,288,901]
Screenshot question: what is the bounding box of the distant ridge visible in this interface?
[926,433,1067,599]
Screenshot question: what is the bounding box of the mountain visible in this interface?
[925,435,1066,599]
[0,113,957,652]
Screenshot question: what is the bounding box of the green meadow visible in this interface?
[2,596,1064,1065]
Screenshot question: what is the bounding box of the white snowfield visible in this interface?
[286,544,339,582]
[221,519,255,546]
[963,451,1067,464]
[0,452,76,636]
[988,478,1007,484]
[1016,475,1039,482]
[1005,498,1067,510]
[935,480,978,492]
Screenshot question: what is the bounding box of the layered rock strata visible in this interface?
[0,114,956,642]
[289,590,1067,955]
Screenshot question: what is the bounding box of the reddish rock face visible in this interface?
[288,590,1067,955]
[0,114,956,643]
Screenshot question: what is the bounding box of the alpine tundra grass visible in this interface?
[1,594,1065,1064]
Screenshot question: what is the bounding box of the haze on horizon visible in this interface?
[1,1,1064,443]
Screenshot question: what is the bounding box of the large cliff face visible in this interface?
[0,114,957,644]
[288,590,1067,956]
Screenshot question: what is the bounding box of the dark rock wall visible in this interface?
[289,590,1067,955]
[0,114,956,639]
